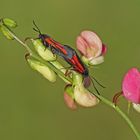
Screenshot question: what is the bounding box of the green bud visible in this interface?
[27,58,56,83]
[0,25,14,40]
[72,72,83,86]
[2,18,17,28]
[31,39,57,61]
[65,85,74,99]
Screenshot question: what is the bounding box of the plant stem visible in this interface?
[1,24,140,140]
[3,25,32,54]
[95,93,140,140]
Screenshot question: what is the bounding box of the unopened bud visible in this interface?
[2,18,17,28]
[27,58,56,82]
[31,39,56,61]
[72,72,83,86]
[0,25,14,40]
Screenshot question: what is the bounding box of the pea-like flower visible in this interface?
[74,83,99,107]
[76,30,107,65]
[64,72,99,109]
[122,68,140,112]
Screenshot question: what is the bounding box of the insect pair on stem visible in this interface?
[25,21,105,95]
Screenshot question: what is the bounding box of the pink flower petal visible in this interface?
[80,31,102,58]
[64,93,77,110]
[76,31,103,59]
[76,36,88,56]
[122,68,140,104]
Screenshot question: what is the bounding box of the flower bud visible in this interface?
[31,39,57,61]
[2,18,17,28]
[133,103,140,113]
[64,85,77,110]
[74,83,99,107]
[27,58,56,82]
[0,25,14,40]
[122,68,140,104]
[72,71,83,86]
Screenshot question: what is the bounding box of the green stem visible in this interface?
[95,93,140,140]
[3,25,32,54]
[1,24,140,140]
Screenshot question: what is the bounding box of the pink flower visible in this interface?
[122,68,140,104]
[76,31,107,62]
[63,73,99,109]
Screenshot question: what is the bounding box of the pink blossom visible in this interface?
[76,31,107,59]
[122,68,140,104]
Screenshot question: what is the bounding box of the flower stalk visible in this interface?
[95,93,140,140]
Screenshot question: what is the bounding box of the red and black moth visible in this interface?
[33,21,89,78]
[33,21,105,92]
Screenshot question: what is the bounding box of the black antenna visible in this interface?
[90,77,100,95]
[90,75,106,88]
[32,20,41,34]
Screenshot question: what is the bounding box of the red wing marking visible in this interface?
[66,55,85,73]
[72,55,85,73]
[45,38,67,55]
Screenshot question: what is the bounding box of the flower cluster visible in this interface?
[0,18,107,110]
[64,30,107,109]
[1,18,140,140]
[1,18,140,113]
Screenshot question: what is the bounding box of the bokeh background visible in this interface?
[0,0,140,140]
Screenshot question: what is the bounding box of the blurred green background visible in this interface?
[0,0,140,140]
